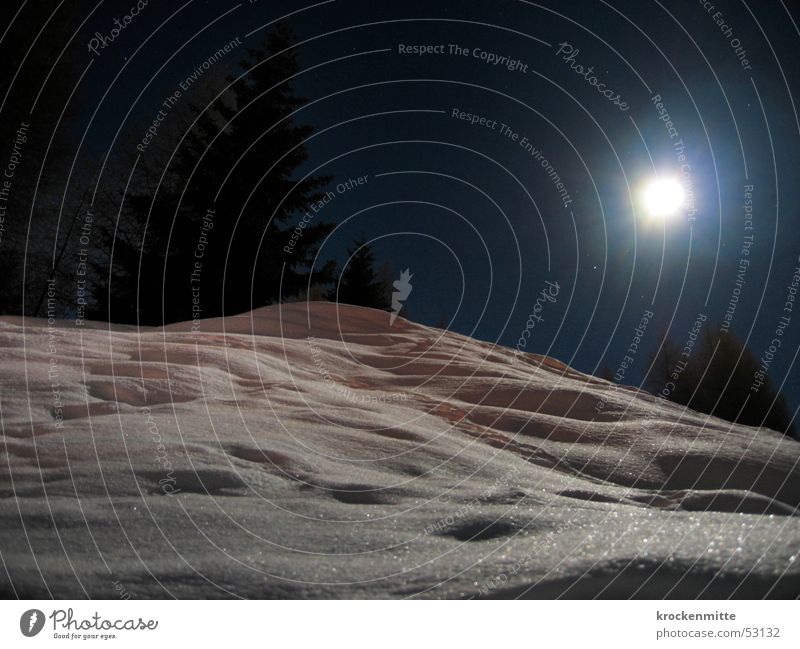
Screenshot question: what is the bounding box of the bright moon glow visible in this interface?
[643,178,685,217]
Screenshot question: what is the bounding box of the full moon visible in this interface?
[643,178,685,217]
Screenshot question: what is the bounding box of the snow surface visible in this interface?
[1,301,798,598]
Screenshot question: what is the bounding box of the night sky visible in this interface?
[12,0,800,412]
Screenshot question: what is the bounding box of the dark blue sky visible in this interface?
[76,0,800,412]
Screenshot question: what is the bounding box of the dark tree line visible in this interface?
[0,1,86,316]
[646,323,796,439]
[1,16,404,326]
[328,236,391,310]
[89,25,399,325]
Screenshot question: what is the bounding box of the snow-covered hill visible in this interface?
[1,302,798,598]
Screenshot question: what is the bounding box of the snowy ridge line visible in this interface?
[0,301,798,598]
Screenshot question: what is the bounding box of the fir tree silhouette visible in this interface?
[92,24,335,324]
[647,323,796,439]
[330,237,390,310]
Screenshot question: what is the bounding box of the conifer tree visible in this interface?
[647,324,795,438]
[93,24,335,324]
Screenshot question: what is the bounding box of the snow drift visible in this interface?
[1,302,798,598]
